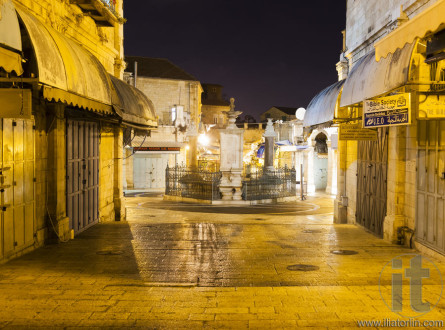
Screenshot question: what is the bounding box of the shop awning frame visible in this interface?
[13,3,157,128]
[0,0,23,75]
[340,42,415,108]
[303,80,345,128]
[375,0,445,62]
[16,4,113,114]
[110,75,157,128]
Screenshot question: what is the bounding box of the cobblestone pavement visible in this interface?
[0,194,444,328]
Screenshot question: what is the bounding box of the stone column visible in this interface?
[334,139,348,223]
[186,121,198,169]
[47,104,70,241]
[383,126,406,243]
[113,126,125,221]
[124,148,134,189]
[304,146,316,193]
[263,118,276,172]
[219,98,244,201]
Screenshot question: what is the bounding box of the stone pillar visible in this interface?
[334,139,348,223]
[114,126,125,221]
[336,52,349,81]
[124,148,134,189]
[326,142,338,195]
[304,147,316,193]
[187,121,198,169]
[263,118,276,172]
[219,98,244,201]
[47,104,70,241]
[383,126,406,243]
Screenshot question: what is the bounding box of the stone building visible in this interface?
[306,0,445,258]
[123,57,202,190]
[201,84,230,128]
[260,106,297,122]
[0,0,156,263]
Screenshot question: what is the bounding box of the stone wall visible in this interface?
[260,108,295,122]
[345,0,437,66]
[201,104,230,127]
[135,77,202,125]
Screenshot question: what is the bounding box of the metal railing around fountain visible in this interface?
[165,165,222,201]
[242,166,297,201]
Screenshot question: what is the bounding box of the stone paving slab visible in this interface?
[0,195,444,328]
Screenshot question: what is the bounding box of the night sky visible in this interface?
[123,1,346,120]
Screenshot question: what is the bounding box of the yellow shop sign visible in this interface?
[418,94,445,119]
[339,124,378,141]
[363,93,411,128]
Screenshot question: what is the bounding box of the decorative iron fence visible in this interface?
[165,166,222,201]
[242,167,297,201]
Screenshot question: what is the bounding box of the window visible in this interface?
[213,116,218,124]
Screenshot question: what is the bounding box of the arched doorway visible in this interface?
[314,133,328,190]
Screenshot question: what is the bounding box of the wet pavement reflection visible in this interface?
[126,195,409,287]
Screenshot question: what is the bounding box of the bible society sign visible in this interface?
[363,93,411,128]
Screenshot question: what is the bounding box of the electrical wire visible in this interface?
[122,131,148,160]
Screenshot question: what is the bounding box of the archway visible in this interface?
[314,132,328,190]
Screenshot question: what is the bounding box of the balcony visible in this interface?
[70,0,120,27]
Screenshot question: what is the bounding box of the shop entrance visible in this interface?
[66,120,100,234]
[0,119,36,260]
[314,133,328,190]
[356,127,388,237]
[133,154,169,190]
[417,120,445,254]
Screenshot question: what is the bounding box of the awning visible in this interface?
[303,80,345,127]
[15,4,157,128]
[0,0,23,75]
[275,140,293,146]
[16,4,113,114]
[340,42,415,108]
[110,75,157,128]
[375,0,445,61]
[130,138,184,148]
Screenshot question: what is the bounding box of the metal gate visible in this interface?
[356,127,388,237]
[66,120,99,234]
[134,154,169,189]
[417,120,445,253]
[1,119,35,260]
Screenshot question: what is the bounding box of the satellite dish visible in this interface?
[295,107,306,120]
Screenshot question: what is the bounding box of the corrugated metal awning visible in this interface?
[0,0,23,75]
[340,42,415,108]
[16,4,113,114]
[303,80,345,127]
[110,75,157,128]
[375,0,445,62]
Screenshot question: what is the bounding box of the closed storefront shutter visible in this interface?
[1,119,35,260]
[66,120,99,234]
[417,120,445,253]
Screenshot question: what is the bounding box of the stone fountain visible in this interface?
[219,98,244,201]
